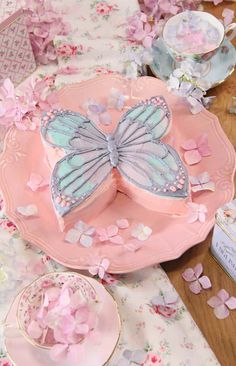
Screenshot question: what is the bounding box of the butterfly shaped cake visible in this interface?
[41,96,190,231]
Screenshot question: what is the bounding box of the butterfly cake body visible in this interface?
[41,96,190,231]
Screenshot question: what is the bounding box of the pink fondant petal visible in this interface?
[107,225,119,237]
[17,204,38,217]
[65,229,81,244]
[182,268,195,282]
[184,150,202,165]
[80,234,93,248]
[207,296,223,308]
[199,275,211,289]
[182,139,198,151]
[197,134,211,157]
[193,263,203,279]
[88,265,98,277]
[217,289,230,302]
[187,212,198,224]
[98,266,105,279]
[189,280,201,294]
[214,304,230,320]
[116,219,129,229]
[225,296,236,310]
[27,173,43,191]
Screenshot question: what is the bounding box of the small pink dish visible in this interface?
[0,75,235,272]
[4,273,120,366]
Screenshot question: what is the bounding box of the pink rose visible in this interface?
[0,358,12,366]
[141,352,162,366]
[152,304,177,318]
[57,44,78,57]
[96,2,113,15]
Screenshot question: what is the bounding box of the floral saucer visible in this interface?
[4,274,120,366]
[150,37,236,89]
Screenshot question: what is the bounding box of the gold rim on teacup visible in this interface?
[162,11,236,63]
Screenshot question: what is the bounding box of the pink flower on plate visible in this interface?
[207,289,236,319]
[89,258,110,279]
[97,225,124,245]
[181,134,211,165]
[187,202,207,224]
[141,352,162,366]
[131,223,152,241]
[182,263,211,294]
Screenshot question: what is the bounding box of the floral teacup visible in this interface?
[16,272,100,362]
[162,11,236,63]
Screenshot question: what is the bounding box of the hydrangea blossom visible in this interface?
[23,0,70,64]
[167,60,215,114]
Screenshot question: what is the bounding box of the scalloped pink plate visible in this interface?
[0,75,235,273]
[4,275,120,366]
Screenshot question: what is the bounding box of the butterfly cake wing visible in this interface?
[41,110,116,231]
[115,96,190,215]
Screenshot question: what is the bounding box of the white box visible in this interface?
[211,200,236,282]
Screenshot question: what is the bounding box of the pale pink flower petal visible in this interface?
[207,295,223,309]
[107,225,119,237]
[214,304,230,320]
[198,275,211,289]
[65,228,81,244]
[193,263,203,278]
[225,296,236,310]
[222,8,234,26]
[80,234,93,248]
[16,204,38,217]
[181,139,197,151]
[216,289,229,303]
[116,219,129,229]
[182,268,196,282]
[189,280,202,294]
[27,173,49,191]
[184,150,202,165]
[27,320,43,339]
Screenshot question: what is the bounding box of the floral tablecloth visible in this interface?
[0,0,220,365]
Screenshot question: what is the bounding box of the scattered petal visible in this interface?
[17,204,38,217]
[116,219,129,229]
[27,173,49,191]
[65,228,81,244]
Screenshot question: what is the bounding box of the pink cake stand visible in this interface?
[0,75,234,272]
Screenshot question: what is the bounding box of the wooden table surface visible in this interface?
[161,3,236,366]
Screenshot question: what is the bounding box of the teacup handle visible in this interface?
[225,23,236,41]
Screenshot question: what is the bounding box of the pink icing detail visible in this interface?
[56,196,61,204]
